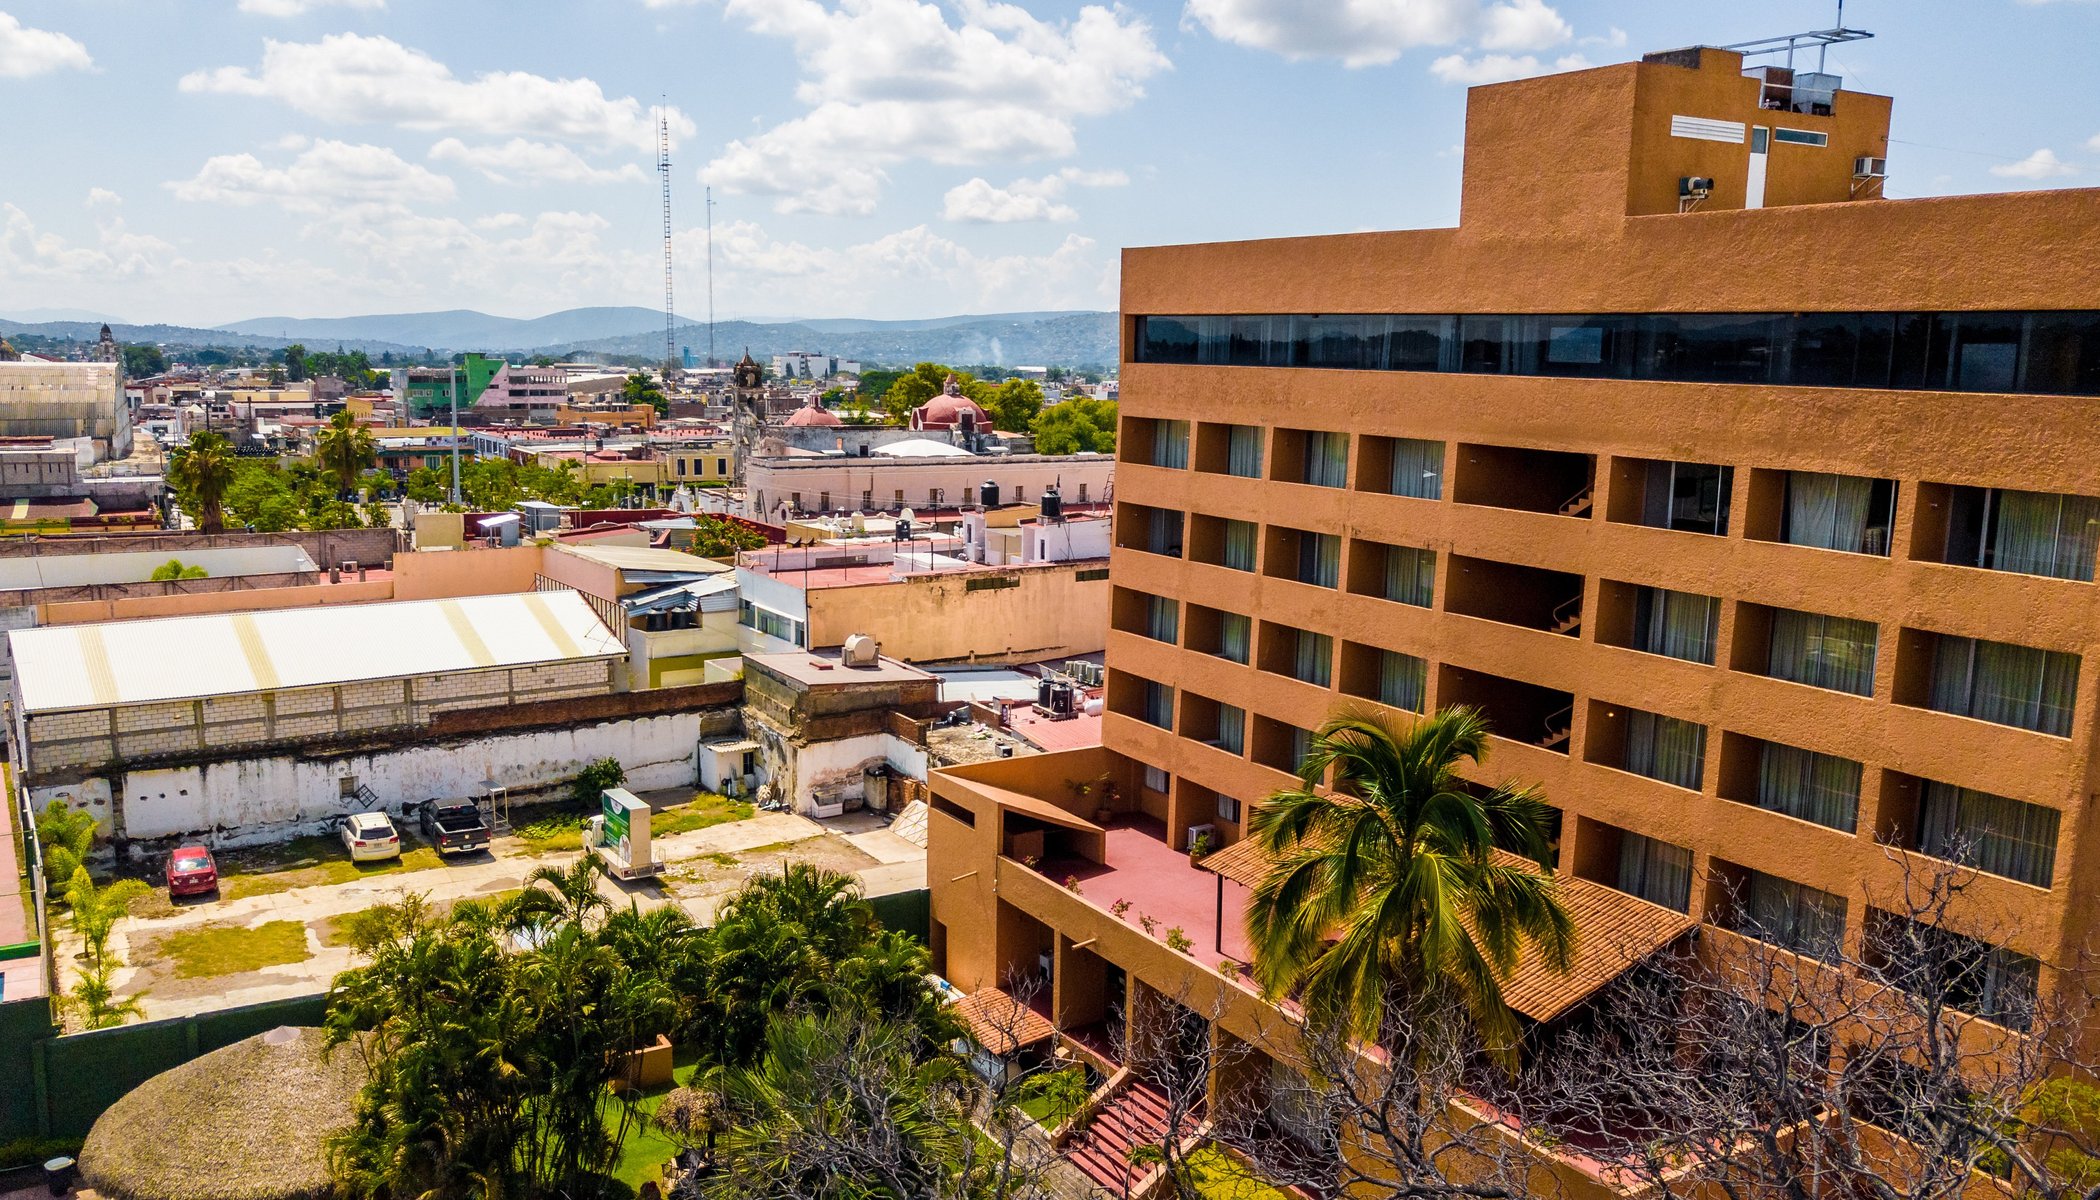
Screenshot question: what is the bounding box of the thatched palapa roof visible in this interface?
[80,1026,368,1200]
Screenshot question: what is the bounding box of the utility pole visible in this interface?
[448,365,461,506]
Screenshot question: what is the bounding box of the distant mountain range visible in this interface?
[0,306,1119,368]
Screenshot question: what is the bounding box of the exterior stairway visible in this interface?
[1061,1078,1176,1195]
[1558,485,1594,518]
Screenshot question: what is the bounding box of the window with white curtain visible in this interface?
[1378,650,1427,712]
[1874,913,2037,1031]
[1290,629,1333,687]
[1215,704,1246,754]
[1737,870,1847,962]
[1388,438,1445,499]
[1948,486,2100,581]
[1152,419,1190,469]
[1140,680,1174,728]
[1226,425,1265,479]
[1640,460,1733,535]
[1926,633,2079,736]
[1767,608,1879,695]
[1222,519,1259,571]
[1302,431,1349,488]
[1143,594,1178,644]
[1145,507,1184,557]
[1297,532,1340,588]
[1632,586,1720,664]
[1616,832,1694,912]
[1218,613,1252,664]
[1216,792,1243,823]
[1384,545,1436,607]
[1780,471,1897,555]
[1754,741,1861,831]
[1287,725,1315,773]
[1623,710,1707,789]
[1918,781,2060,887]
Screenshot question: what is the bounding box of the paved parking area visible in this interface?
[73,804,927,1023]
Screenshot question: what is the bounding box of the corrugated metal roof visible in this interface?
[9,590,626,714]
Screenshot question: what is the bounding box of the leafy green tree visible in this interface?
[120,343,165,377]
[404,466,449,504]
[882,362,956,424]
[149,559,208,581]
[983,378,1044,433]
[858,367,904,401]
[688,515,766,558]
[1029,397,1117,455]
[623,372,668,415]
[280,343,309,382]
[313,411,378,496]
[569,756,626,809]
[167,431,236,533]
[1245,706,1573,1056]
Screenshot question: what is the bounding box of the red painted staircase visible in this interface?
[1061,1078,1178,1195]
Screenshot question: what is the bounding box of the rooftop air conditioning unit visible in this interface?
[1185,823,1217,852]
[1853,156,1888,179]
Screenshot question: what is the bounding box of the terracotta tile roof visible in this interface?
[953,987,1055,1056]
[1198,839,1693,1023]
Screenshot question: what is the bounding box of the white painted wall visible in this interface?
[34,711,713,848]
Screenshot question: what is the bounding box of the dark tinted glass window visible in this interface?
[1789,313,1865,388]
[1373,316,1451,370]
[1638,314,1778,384]
[1296,316,1366,369]
[2024,312,2100,394]
[1945,313,2023,392]
[1226,316,1275,366]
[1889,312,1943,390]
[1140,317,1199,363]
[1460,315,1510,373]
[1529,315,1634,378]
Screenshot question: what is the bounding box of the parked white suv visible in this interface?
[340,811,402,862]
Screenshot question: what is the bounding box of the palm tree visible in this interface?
[313,410,377,497]
[167,430,235,533]
[1245,706,1574,1055]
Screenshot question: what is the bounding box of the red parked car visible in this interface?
[166,845,219,897]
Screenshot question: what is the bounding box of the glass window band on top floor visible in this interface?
[1132,312,2100,396]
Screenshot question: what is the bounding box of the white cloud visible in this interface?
[237,0,386,16]
[1990,148,2077,180]
[429,138,648,186]
[940,167,1128,223]
[1430,50,1587,85]
[702,0,1167,215]
[706,218,1114,314]
[0,205,181,287]
[168,139,457,212]
[1185,0,1571,68]
[2087,132,2100,151]
[0,12,92,78]
[179,34,691,154]
[85,188,122,207]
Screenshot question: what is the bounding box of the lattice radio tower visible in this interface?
[657,104,676,373]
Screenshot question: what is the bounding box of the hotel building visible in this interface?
[929,41,2100,1194]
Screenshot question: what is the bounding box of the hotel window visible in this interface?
[1218,613,1252,664]
[1632,587,1720,664]
[1623,710,1706,790]
[1943,486,2100,582]
[1143,595,1179,644]
[1227,425,1264,478]
[1385,546,1436,607]
[1214,704,1246,754]
[1736,871,1847,962]
[1143,765,1170,793]
[1288,725,1314,774]
[1289,630,1333,688]
[1378,650,1427,712]
[1616,832,1693,912]
[1638,461,1732,535]
[1780,471,1897,556]
[1924,634,2078,736]
[1917,782,2060,888]
[1216,793,1242,823]
[1302,431,1349,488]
[1297,533,1341,588]
[1767,609,1878,696]
[1152,419,1190,469]
[894,489,906,506]
[1388,438,1444,499]
[1871,914,2037,1031]
[1013,485,1025,501]
[928,488,944,506]
[1755,742,1862,832]
[1222,519,1259,571]
[675,459,687,477]
[717,459,728,474]
[1140,681,1174,729]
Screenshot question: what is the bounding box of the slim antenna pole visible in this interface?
[706,186,716,367]
[658,103,676,375]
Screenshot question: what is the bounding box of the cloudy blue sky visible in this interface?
[0,0,2095,327]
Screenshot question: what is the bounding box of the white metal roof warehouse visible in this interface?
[8,590,627,714]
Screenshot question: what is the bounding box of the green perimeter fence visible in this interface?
[0,887,931,1143]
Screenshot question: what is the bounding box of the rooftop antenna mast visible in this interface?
[657,102,676,375]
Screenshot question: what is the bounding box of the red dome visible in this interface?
[784,403,842,427]
[912,394,988,431]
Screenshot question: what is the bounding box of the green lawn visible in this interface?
[607,1046,707,1190]
[157,919,312,979]
[514,812,587,854]
[1014,1067,1087,1130]
[1182,1144,1290,1200]
[517,794,753,856]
